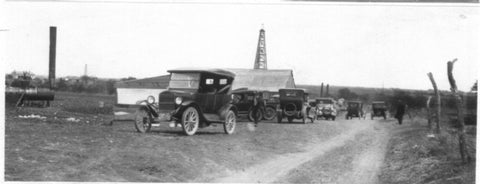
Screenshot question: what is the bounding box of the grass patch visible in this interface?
[379,116,476,184]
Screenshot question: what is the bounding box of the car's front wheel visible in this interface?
[248,109,263,123]
[181,107,199,136]
[223,110,236,135]
[134,108,152,133]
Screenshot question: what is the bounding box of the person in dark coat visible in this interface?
[395,100,407,125]
[252,92,265,127]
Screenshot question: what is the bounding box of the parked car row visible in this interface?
[133,68,390,136]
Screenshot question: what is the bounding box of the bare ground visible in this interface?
[215,119,384,183]
[5,93,474,183]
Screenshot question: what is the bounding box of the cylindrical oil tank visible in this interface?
[5,87,55,101]
[24,88,55,101]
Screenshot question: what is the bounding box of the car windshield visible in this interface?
[169,73,200,89]
[281,90,302,97]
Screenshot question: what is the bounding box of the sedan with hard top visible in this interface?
[134,68,238,136]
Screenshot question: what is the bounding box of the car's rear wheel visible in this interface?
[332,116,336,121]
[134,108,152,133]
[223,110,236,135]
[263,106,276,120]
[181,107,199,136]
[248,109,262,122]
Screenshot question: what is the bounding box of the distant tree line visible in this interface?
[5,71,137,95]
[335,81,477,110]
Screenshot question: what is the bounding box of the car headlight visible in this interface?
[175,97,183,105]
[147,96,155,104]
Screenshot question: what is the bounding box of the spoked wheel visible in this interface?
[181,107,199,136]
[248,109,262,122]
[263,106,277,121]
[223,110,236,134]
[134,108,152,133]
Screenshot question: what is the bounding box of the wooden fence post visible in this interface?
[426,96,433,130]
[427,72,441,133]
[447,59,471,163]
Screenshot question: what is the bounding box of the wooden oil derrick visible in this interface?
[254,28,267,70]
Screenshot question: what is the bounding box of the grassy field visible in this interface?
[379,115,476,184]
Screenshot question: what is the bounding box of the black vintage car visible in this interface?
[231,89,277,122]
[134,68,238,136]
[315,98,337,121]
[345,101,364,120]
[276,88,314,124]
[371,101,387,120]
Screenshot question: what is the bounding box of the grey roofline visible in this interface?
[167,68,235,78]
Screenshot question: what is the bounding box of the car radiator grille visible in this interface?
[158,91,175,110]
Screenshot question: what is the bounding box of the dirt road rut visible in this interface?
[216,120,390,183]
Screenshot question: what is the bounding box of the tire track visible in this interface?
[215,121,372,183]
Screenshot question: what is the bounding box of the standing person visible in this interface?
[252,92,265,127]
[395,100,407,125]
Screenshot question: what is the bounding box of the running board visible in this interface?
[203,113,222,123]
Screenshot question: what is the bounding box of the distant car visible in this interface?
[315,98,337,121]
[231,89,276,122]
[346,101,363,120]
[134,68,238,136]
[371,101,387,120]
[276,88,314,123]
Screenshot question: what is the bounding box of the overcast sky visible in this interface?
[2,1,479,91]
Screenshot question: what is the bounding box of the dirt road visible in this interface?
[215,118,394,183]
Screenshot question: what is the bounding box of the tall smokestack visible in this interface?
[326,84,330,97]
[49,26,57,90]
[320,83,324,97]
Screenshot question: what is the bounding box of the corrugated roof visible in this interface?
[168,68,235,78]
[226,69,295,92]
[115,75,170,89]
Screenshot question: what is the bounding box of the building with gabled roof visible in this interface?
[226,69,295,92]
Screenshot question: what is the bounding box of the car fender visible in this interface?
[218,104,238,120]
[137,105,158,118]
[177,101,205,121]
